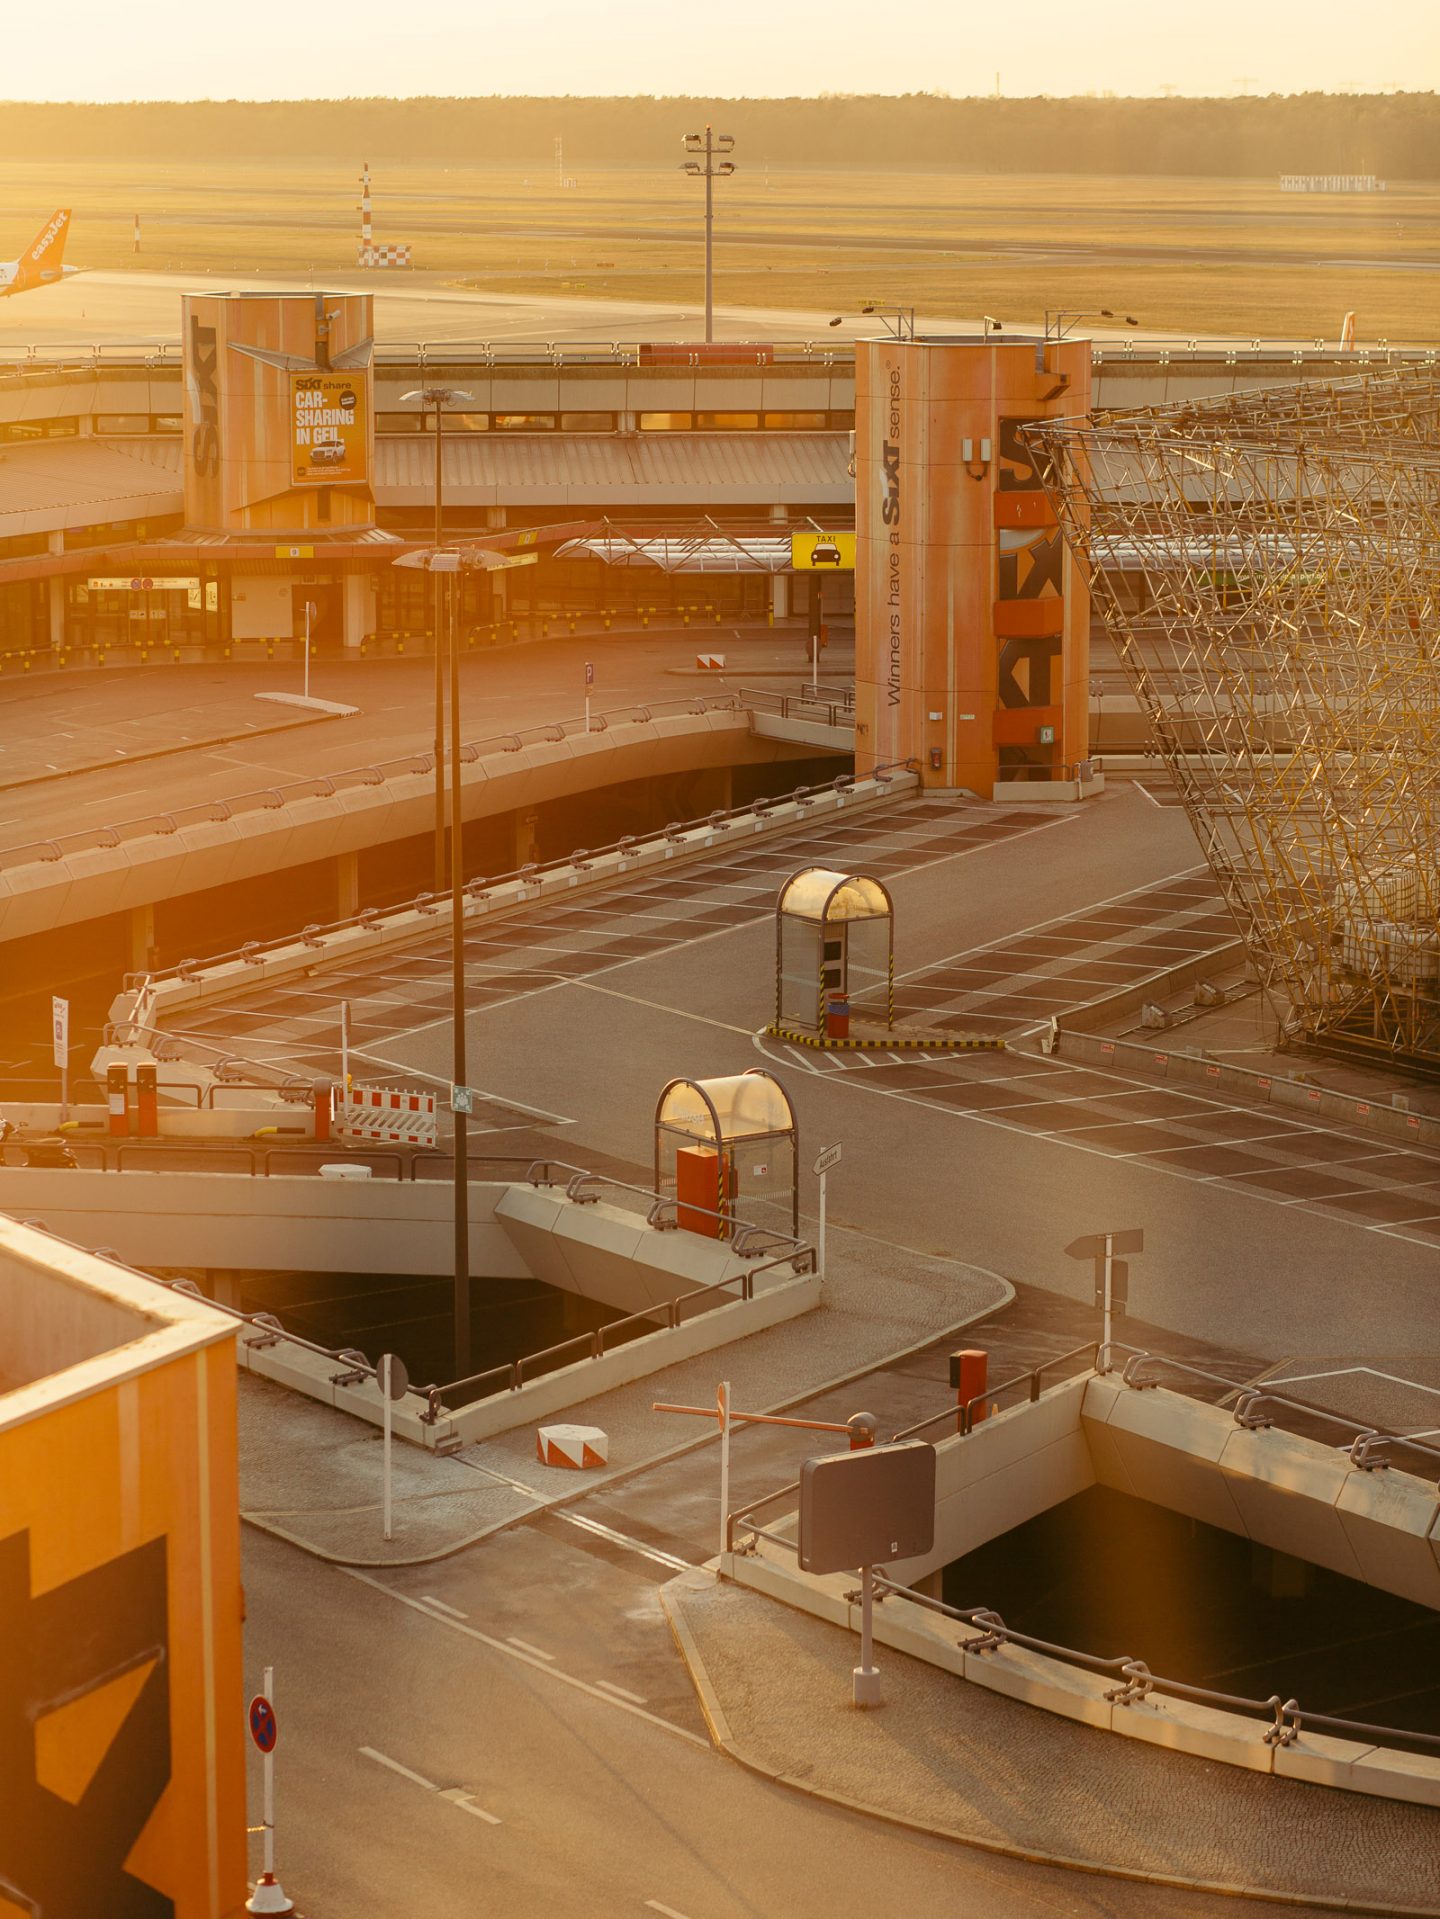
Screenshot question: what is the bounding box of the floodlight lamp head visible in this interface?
[683,133,703,150]
[717,161,736,176]
[717,133,734,149]
[829,316,844,327]
[983,315,1003,333]
[1125,315,1140,326]
[683,162,703,175]
[1099,308,1114,318]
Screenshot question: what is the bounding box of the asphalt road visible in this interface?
[0,631,811,854]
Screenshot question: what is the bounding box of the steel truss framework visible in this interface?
[1029,365,1440,1070]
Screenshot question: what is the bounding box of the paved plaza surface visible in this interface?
[663,1574,1438,1915]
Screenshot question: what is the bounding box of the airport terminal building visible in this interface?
[0,289,1424,669]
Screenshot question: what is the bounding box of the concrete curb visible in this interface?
[659,1574,1440,1919]
[239,1269,1015,1569]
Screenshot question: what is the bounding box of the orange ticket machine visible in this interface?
[675,1144,737,1238]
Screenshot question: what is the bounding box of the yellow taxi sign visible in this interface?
[791,532,855,571]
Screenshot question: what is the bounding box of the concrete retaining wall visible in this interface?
[239,1264,821,1449]
[1059,1027,1440,1150]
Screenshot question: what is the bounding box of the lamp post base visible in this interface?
[852,1664,882,1708]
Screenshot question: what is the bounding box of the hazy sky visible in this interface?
[5,0,1437,101]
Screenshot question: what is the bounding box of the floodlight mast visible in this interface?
[681,126,736,344]
[1044,308,1140,340]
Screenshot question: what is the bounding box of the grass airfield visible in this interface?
[0,159,1436,342]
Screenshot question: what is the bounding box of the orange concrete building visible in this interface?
[854,334,1093,797]
[0,1216,246,1917]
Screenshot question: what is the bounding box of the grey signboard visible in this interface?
[798,1440,936,1575]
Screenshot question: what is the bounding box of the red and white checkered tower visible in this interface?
[356,161,412,270]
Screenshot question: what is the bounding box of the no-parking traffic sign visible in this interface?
[249,1693,278,1754]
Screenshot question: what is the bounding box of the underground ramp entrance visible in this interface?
[196,1266,627,1404]
[941,1483,1440,1739]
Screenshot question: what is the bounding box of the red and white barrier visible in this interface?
[336,1085,438,1147]
[696,653,726,670]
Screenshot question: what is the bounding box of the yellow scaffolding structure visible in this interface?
[1030,364,1440,1070]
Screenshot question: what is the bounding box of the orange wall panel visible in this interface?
[0,1339,247,1917]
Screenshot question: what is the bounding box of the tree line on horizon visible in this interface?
[2,92,1435,177]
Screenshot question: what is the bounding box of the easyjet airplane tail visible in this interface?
[0,211,74,299]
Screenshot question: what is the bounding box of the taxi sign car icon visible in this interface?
[810,538,843,566]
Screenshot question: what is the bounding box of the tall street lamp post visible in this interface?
[401,386,473,891]
[682,127,735,345]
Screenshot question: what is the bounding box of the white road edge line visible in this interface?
[359,1746,438,1793]
[645,1902,694,1919]
[597,1680,649,1705]
[506,1636,556,1661]
[421,1595,469,1620]
[342,1569,708,1748]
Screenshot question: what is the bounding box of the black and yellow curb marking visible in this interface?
[766,1024,1006,1054]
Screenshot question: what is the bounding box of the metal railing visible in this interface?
[419,1244,814,1424]
[862,1576,1440,1763]
[0,692,747,875]
[525,1159,807,1261]
[1109,1345,1440,1484]
[2,339,1436,375]
[737,684,856,731]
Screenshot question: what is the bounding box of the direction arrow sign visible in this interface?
[1065,1228,1144,1262]
[813,1142,843,1178]
[249,1694,278,1754]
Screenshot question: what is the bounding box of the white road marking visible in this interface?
[506,1636,556,1661]
[361,1746,502,1825]
[360,1746,438,1792]
[645,1901,694,1918]
[569,978,753,1035]
[559,1510,693,1573]
[422,1595,469,1620]
[438,1787,502,1824]
[343,1569,708,1747]
[597,1680,649,1705]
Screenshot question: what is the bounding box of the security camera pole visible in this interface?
[682,126,736,344]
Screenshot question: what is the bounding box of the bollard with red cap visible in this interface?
[135,1064,158,1139]
[106,1064,129,1140]
[950,1348,989,1433]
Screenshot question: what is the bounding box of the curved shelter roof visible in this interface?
[777,867,893,923]
[655,1070,795,1145]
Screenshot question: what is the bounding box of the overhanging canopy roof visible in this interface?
[655,1071,796,1144]
[778,867,893,923]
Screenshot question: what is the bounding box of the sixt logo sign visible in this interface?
[880,364,901,526]
[185,310,220,481]
[28,211,68,261]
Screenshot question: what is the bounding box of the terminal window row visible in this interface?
[374,409,848,434]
